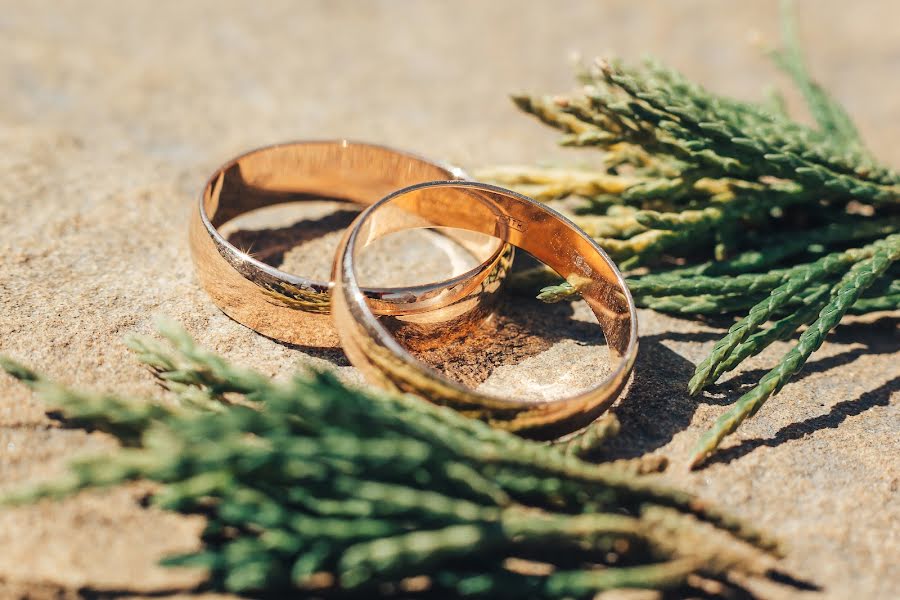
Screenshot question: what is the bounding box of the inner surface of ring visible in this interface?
[346,184,635,393]
[202,142,506,309]
[206,142,462,227]
[223,203,481,287]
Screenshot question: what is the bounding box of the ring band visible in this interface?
[189,141,512,348]
[331,181,638,438]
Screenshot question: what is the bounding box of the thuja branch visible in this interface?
[690,235,899,467]
[485,3,899,465]
[0,323,791,598]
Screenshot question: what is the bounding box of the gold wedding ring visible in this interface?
[332,181,638,438]
[189,141,512,348]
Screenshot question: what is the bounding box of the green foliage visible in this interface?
[485,5,899,466]
[1,323,789,598]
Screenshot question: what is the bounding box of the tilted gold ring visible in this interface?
[331,181,638,439]
[189,141,512,348]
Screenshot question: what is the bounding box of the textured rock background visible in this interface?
[1,1,897,598]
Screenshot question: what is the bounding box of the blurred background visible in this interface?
[4,0,899,175]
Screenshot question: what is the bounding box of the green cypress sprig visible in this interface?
[707,286,831,384]
[1,323,789,597]
[489,2,898,465]
[690,235,900,467]
[771,0,868,154]
[645,217,900,278]
[549,412,620,457]
[849,293,899,313]
[687,236,892,395]
[635,293,764,316]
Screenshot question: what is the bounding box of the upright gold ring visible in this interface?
[189,141,513,348]
[331,181,638,438]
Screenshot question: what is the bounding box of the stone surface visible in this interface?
[1,1,898,598]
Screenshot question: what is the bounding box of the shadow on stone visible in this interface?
[830,314,898,343]
[700,376,899,468]
[707,316,898,397]
[603,314,898,461]
[711,345,895,397]
[226,209,359,267]
[596,333,703,459]
[268,338,352,368]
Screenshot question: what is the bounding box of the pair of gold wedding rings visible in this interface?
[189,141,638,438]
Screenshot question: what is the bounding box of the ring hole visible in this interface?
[220,200,485,286]
[381,249,616,404]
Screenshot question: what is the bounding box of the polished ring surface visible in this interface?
[332,181,639,438]
[189,141,512,348]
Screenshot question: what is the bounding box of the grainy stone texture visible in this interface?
[1,1,898,598]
